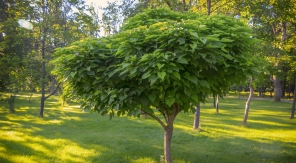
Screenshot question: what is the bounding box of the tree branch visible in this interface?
[141,109,166,129]
[270,75,274,82]
[211,1,228,14]
[44,83,61,100]
[164,0,172,10]
[182,0,187,11]
[159,103,168,123]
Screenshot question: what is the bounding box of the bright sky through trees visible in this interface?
[86,0,116,7]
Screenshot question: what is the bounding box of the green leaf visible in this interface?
[176,57,188,64]
[90,63,98,68]
[97,67,107,72]
[190,43,197,50]
[114,104,119,110]
[168,38,175,44]
[191,94,199,103]
[156,63,164,69]
[108,71,117,77]
[142,107,154,114]
[184,87,191,97]
[200,37,207,44]
[189,31,199,38]
[106,43,112,48]
[172,72,180,80]
[220,38,234,42]
[165,97,174,106]
[142,70,151,79]
[86,66,91,71]
[148,93,157,103]
[178,38,185,44]
[70,71,77,78]
[157,72,166,80]
[149,75,159,85]
[130,66,138,76]
[141,97,149,106]
[200,80,210,88]
[87,71,95,76]
[189,76,198,85]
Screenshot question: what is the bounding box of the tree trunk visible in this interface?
[273,75,282,102]
[207,0,211,15]
[29,92,33,103]
[193,102,200,129]
[39,0,47,117]
[163,103,179,163]
[39,51,46,117]
[213,95,216,107]
[215,95,219,113]
[282,77,286,98]
[49,76,56,94]
[164,121,173,163]
[144,104,180,163]
[290,76,296,119]
[243,77,253,126]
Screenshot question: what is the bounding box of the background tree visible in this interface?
[0,0,100,115]
[239,0,296,102]
[52,8,260,162]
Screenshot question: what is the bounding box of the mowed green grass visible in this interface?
[0,94,295,163]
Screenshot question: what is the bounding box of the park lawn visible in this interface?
[0,94,295,163]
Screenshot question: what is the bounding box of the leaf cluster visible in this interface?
[52,8,260,117]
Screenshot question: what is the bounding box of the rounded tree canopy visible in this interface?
[52,8,259,117]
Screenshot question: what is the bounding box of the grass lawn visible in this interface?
[0,94,295,163]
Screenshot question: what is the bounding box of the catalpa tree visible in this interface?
[52,8,259,163]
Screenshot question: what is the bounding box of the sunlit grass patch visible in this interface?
[0,94,296,162]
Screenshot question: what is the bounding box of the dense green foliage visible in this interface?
[52,8,259,117]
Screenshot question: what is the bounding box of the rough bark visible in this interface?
[164,120,173,163]
[207,0,211,15]
[272,75,282,102]
[39,31,46,117]
[163,103,179,163]
[215,95,219,113]
[213,95,216,107]
[282,77,286,98]
[243,77,253,126]
[142,104,180,163]
[49,76,56,94]
[290,77,296,119]
[39,0,47,117]
[193,102,200,129]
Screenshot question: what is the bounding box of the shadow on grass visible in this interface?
[1,95,296,162]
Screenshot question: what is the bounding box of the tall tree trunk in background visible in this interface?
[272,75,282,102]
[207,0,211,15]
[282,76,286,98]
[215,95,219,113]
[290,75,296,119]
[39,0,47,117]
[192,0,211,130]
[193,102,200,129]
[270,21,287,102]
[243,77,253,126]
[49,76,56,94]
[213,94,216,107]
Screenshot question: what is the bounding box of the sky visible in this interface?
[85,0,116,8]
